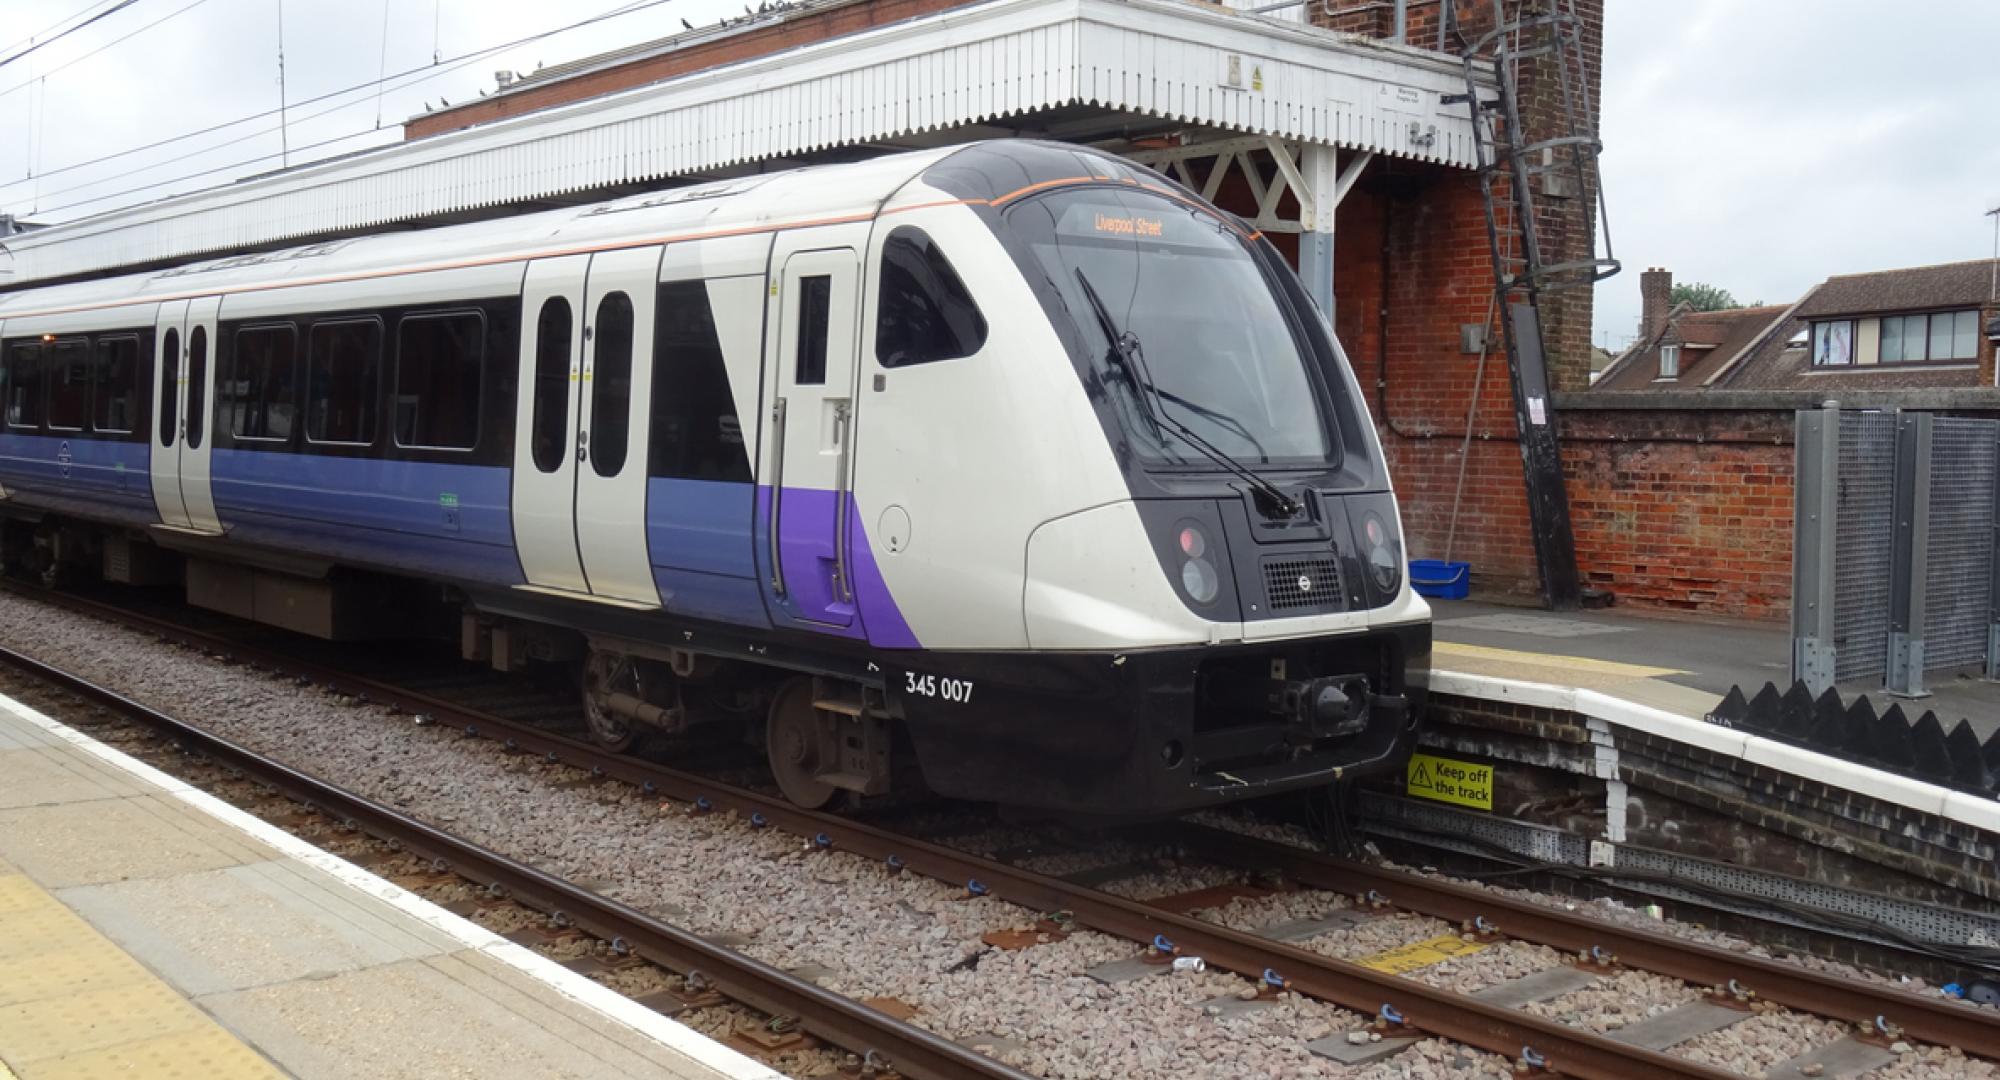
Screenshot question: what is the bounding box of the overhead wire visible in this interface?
[1,0,672,202]
[0,0,215,104]
[20,0,674,217]
[0,0,121,61]
[0,0,140,71]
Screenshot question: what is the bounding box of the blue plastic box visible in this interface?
[1409,559,1470,600]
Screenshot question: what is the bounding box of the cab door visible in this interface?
[148,298,222,534]
[760,229,864,628]
[508,247,660,606]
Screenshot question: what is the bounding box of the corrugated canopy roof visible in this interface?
[0,0,1491,289]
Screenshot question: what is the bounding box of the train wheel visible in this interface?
[766,679,836,809]
[579,651,637,753]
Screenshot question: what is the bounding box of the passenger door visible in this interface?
[760,232,863,628]
[148,298,222,534]
[509,248,661,606]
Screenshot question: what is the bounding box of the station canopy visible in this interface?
[0,0,1491,288]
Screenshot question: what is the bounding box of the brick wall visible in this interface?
[1561,409,1795,619]
[1308,0,1672,607]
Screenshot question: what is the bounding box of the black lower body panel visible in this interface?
[890,621,1430,816]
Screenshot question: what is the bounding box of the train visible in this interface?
[0,140,1430,816]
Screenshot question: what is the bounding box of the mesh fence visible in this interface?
[1923,417,1998,670]
[1831,412,1896,683]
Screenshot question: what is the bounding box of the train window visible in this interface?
[530,298,571,474]
[47,340,90,431]
[306,319,381,445]
[91,335,144,434]
[227,324,299,441]
[794,275,830,386]
[875,228,987,367]
[187,326,208,449]
[158,329,180,447]
[3,342,44,429]
[650,280,749,483]
[394,311,483,451]
[588,292,634,478]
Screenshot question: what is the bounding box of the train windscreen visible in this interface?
[1007,187,1335,468]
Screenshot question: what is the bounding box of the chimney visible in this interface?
[1640,267,1673,343]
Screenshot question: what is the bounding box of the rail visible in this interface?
[4,586,1755,1080]
[0,641,1031,1080]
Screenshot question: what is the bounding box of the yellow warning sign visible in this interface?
[1406,753,1494,810]
[1354,933,1489,975]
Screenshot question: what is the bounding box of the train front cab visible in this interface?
[858,143,1432,816]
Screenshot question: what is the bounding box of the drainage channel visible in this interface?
[0,642,1028,1080]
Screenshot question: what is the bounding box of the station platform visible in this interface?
[1429,598,2000,739]
[0,693,777,1080]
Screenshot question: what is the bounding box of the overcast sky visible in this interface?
[3,0,1998,351]
[1595,1,2000,350]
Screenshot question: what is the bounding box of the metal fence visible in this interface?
[1794,407,2000,696]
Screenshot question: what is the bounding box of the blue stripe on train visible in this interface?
[0,433,157,527]
[210,449,524,585]
[647,476,767,629]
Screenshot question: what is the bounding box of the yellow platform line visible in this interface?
[0,874,282,1080]
[1435,641,1687,680]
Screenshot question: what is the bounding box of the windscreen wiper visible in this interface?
[1074,268,1300,518]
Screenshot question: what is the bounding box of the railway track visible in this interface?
[7,582,1996,1078]
[0,639,1028,1080]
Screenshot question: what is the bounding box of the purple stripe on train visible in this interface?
[755,485,920,650]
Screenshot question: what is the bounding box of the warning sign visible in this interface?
[1354,933,1489,975]
[1406,753,1494,810]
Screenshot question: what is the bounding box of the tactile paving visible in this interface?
[0,873,280,1078]
[13,1026,281,1080]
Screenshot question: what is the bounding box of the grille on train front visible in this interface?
[1262,556,1343,613]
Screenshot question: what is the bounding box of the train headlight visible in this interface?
[1362,512,1402,595]
[1176,521,1220,605]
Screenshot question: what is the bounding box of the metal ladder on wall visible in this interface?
[1443,0,1619,610]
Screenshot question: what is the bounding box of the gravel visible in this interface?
[10,587,1987,1079]
[0,594,1386,1079]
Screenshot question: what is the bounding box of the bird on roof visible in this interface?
[681,17,693,28]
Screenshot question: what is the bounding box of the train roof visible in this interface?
[0,144,1000,323]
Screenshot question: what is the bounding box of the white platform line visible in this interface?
[0,691,784,1080]
[1433,669,2000,837]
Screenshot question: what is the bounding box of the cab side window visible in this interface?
[874,227,987,368]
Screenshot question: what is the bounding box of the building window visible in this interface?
[1866,310,1977,364]
[91,335,144,434]
[1658,344,1680,379]
[651,280,751,484]
[1811,320,1853,367]
[227,324,300,441]
[394,311,484,451]
[875,227,988,367]
[305,319,381,445]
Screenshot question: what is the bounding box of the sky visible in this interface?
[2,0,1998,352]
[1593,1,2000,351]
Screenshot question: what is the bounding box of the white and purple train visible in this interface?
[0,141,1429,816]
